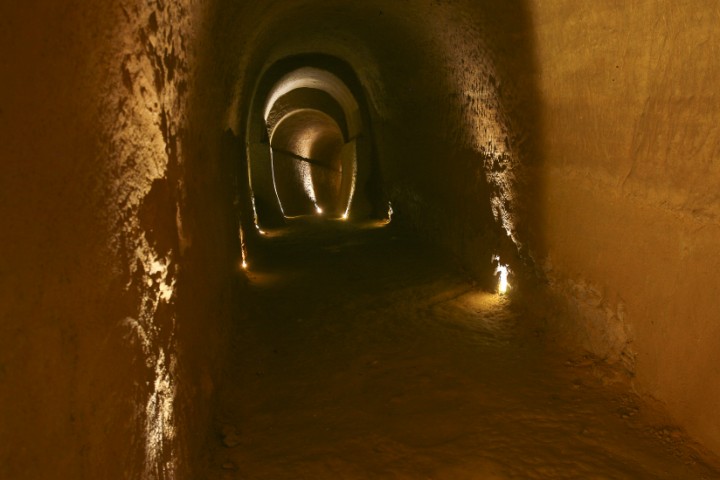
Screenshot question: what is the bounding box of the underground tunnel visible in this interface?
[3,1,720,478]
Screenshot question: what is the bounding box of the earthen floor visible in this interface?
[207,220,719,479]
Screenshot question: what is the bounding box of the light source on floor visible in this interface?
[342,212,349,220]
[316,205,323,214]
[492,255,510,295]
[240,225,249,270]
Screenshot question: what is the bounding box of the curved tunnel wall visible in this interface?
[269,108,351,217]
[256,67,360,220]
[247,56,382,226]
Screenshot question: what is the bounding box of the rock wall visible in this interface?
[0,0,235,478]
[528,0,720,454]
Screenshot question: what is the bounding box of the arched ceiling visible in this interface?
[266,87,349,141]
[264,66,362,139]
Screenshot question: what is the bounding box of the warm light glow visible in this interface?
[386,202,394,224]
[342,213,349,220]
[263,67,362,137]
[316,205,324,214]
[341,142,358,221]
[239,226,249,271]
[299,160,318,206]
[269,148,287,217]
[251,194,261,231]
[126,249,178,478]
[493,255,510,295]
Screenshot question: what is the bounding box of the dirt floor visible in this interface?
[205,219,720,479]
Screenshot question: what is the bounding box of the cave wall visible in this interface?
[528,0,720,453]
[0,0,233,478]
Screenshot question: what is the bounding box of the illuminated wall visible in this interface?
[0,0,220,478]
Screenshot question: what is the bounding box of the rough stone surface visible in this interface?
[3,0,720,477]
[529,0,720,455]
[0,0,222,478]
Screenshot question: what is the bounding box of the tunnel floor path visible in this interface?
[206,219,719,479]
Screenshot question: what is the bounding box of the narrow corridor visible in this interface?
[207,220,718,479]
[6,2,720,478]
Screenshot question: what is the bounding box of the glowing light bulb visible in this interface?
[342,213,349,220]
[496,265,509,294]
[384,202,394,225]
[492,255,510,295]
[239,226,249,271]
[316,206,323,214]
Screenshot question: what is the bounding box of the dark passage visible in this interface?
[207,220,717,479]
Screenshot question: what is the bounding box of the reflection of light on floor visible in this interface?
[365,219,391,229]
[316,205,323,214]
[299,160,319,208]
[253,226,289,238]
[342,212,349,220]
[245,270,287,288]
[465,291,507,309]
[431,290,513,346]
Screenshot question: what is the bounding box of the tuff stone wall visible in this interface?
[0,0,230,478]
[529,0,720,454]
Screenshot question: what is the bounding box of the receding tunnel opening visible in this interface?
[246,57,384,230]
[269,108,354,218]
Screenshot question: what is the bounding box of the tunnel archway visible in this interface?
[269,108,355,218]
[245,55,385,229]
